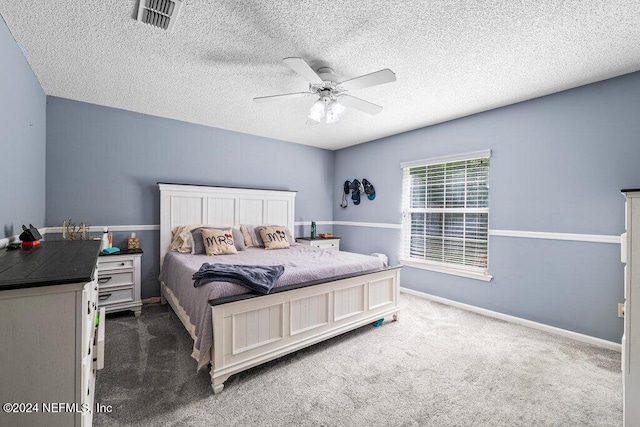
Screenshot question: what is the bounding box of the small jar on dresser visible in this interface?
[97,248,143,316]
[295,236,341,251]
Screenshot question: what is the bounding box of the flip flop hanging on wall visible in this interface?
[350,179,362,205]
[362,178,376,200]
[340,180,350,208]
[342,178,376,206]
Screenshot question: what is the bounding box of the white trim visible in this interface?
[333,221,402,229]
[399,259,493,281]
[489,229,620,244]
[45,224,160,234]
[400,287,621,352]
[327,222,621,244]
[400,149,491,169]
[0,235,17,249]
[4,224,617,245]
[294,221,333,226]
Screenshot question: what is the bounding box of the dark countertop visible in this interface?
[622,189,640,193]
[0,240,101,291]
[296,236,341,240]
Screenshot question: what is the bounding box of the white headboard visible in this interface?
[158,183,297,265]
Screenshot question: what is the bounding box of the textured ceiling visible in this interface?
[2,1,640,150]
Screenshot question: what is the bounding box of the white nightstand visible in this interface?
[97,249,143,316]
[296,237,340,251]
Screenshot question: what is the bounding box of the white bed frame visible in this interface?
[159,183,401,393]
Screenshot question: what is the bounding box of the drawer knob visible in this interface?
[120,262,125,266]
[99,293,112,301]
[98,277,112,284]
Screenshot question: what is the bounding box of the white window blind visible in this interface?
[400,151,490,274]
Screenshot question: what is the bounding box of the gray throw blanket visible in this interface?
[192,263,285,294]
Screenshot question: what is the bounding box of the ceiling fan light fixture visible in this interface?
[310,99,325,114]
[328,100,345,116]
[325,110,340,124]
[325,100,345,124]
[254,58,395,125]
[308,99,326,122]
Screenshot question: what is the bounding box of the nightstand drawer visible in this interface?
[99,258,134,270]
[98,287,134,306]
[312,240,340,250]
[296,237,341,251]
[97,271,134,289]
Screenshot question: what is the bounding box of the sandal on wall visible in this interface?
[350,179,361,205]
[362,178,376,200]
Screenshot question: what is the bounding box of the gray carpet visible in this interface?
[94,294,622,426]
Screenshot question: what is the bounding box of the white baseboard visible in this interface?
[400,287,621,352]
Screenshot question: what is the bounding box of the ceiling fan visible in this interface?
[253,58,396,124]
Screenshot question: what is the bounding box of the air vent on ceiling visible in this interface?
[136,0,183,32]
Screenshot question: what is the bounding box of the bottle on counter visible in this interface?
[311,221,317,239]
[101,227,109,251]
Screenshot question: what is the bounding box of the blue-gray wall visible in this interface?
[45,97,334,298]
[333,71,640,343]
[0,15,45,239]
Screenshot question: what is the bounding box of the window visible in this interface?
[400,150,491,280]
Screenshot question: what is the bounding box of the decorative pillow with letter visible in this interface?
[201,228,238,255]
[256,225,294,247]
[258,226,291,250]
[192,227,245,254]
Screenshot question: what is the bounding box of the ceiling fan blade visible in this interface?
[338,69,396,91]
[253,92,312,103]
[283,57,324,85]
[339,95,383,115]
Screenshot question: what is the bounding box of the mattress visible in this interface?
[160,243,385,369]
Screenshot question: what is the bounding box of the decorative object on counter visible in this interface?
[102,247,120,254]
[19,224,42,248]
[127,232,141,250]
[62,218,91,240]
[311,221,317,238]
[362,178,376,200]
[101,227,110,251]
[340,180,350,208]
[318,233,334,238]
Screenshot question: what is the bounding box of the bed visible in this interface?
[158,183,401,393]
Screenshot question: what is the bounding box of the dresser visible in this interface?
[0,240,105,427]
[97,249,142,316]
[622,189,640,427]
[296,236,340,251]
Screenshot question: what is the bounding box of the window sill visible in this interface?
[399,259,493,282]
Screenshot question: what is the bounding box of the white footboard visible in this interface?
[209,267,401,393]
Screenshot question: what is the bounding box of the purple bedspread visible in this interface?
[159,244,384,369]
